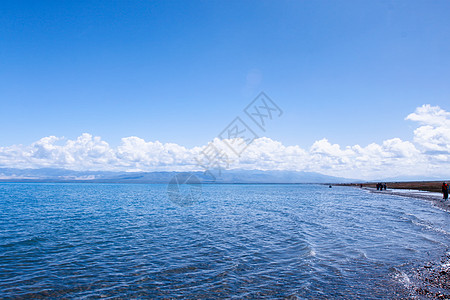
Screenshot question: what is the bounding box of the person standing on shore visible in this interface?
[442,182,449,200]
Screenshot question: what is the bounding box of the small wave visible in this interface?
[393,269,412,288]
[0,236,46,248]
[410,218,450,237]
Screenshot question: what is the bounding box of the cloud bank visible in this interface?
[0,104,449,180]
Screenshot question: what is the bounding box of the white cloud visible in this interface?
[406,104,450,153]
[0,104,449,180]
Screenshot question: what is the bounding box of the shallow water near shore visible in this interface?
[1,183,450,298]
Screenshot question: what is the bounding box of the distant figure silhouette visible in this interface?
[329,185,332,188]
[442,182,449,200]
[377,183,383,191]
[383,183,387,190]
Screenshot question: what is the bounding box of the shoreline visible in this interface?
[362,186,450,212]
[341,181,450,193]
[338,181,450,211]
[360,186,450,298]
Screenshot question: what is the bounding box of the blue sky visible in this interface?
[1,1,450,178]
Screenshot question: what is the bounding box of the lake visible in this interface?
[1,183,449,298]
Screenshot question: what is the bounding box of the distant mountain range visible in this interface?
[0,168,356,184]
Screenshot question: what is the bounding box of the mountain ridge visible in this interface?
[0,168,356,184]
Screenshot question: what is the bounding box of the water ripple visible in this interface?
[1,183,450,298]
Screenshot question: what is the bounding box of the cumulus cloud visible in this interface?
[0,104,449,180]
[406,104,450,153]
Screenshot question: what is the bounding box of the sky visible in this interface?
[1,1,450,179]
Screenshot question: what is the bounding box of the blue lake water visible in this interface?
[1,183,450,298]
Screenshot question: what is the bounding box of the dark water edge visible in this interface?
[1,183,450,299]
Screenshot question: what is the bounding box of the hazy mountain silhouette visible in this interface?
[0,168,356,183]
